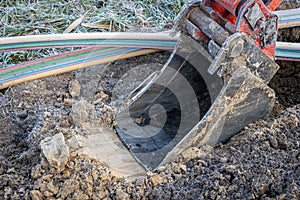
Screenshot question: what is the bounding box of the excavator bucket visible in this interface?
[115,0,280,171]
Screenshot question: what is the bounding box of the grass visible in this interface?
[0,0,187,67]
[0,0,187,36]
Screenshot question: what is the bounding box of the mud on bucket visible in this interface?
[115,35,224,171]
[114,32,277,171]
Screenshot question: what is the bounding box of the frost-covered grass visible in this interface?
[0,0,187,36]
[0,0,187,67]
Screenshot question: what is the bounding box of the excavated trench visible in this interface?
[270,60,300,109]
[0,1,299,198]
[0,48,299,199]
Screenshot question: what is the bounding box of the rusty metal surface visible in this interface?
[189,7,230,46]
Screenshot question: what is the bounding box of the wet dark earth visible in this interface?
[0,1,299,199]
[0,47,299,200]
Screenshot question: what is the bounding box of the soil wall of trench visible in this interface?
[0,1,299,199]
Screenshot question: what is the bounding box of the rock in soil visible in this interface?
[40,133,70,173]
[0,1,300,198]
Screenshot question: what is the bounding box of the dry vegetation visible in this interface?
[0,0,187,67]
[0,1,299,199]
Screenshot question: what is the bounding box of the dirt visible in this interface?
[269,60,300,108]
[149,105,300,199]
[1,53,299,200]
[0,52,172,199]
[270,1,300,108]
[0,1,300,200]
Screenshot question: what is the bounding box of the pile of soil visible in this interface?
[0,1,299,199]
[149,105,299,199]
[1,53,299,200]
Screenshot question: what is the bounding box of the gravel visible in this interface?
[0,1,299,199]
